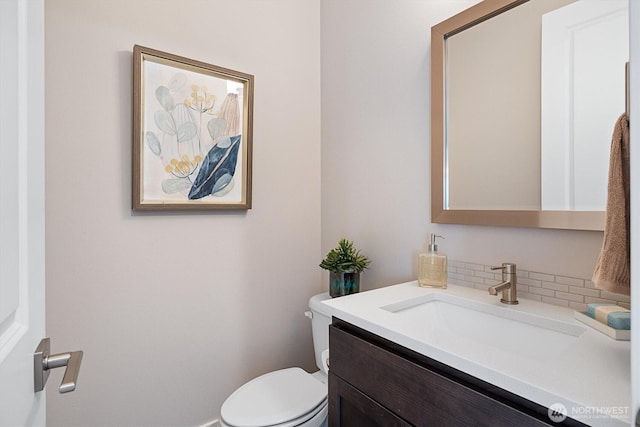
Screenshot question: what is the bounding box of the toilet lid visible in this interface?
[221,367,327,427]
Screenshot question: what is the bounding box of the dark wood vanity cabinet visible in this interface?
[328,318,587,427]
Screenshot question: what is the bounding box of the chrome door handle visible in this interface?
[34,338,83,393]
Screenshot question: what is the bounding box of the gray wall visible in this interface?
[45,1,320,426]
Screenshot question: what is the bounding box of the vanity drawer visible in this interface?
[329,320,583,426]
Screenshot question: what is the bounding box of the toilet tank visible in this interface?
[308,293,333,372]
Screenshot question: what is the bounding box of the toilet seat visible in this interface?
[220,367,327,427]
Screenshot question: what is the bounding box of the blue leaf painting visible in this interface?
[145,131,161,156]
[188,135,241,200]
[154,110,176,135]
[162,178,191,194]
[176,122,197,143]
[207,117,226,140]
[155,86,175,111]
[212,173,234,195]
[168,74,186,92]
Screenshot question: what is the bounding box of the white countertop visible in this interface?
[322,281,631,426]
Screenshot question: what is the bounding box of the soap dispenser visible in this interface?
[418,234,448,288]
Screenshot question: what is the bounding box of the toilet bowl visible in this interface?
[219,293,333,427]
[220,368,327,427]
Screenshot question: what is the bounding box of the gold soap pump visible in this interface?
[418,234,448,288]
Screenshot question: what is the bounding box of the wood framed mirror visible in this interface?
[430,0,627,230]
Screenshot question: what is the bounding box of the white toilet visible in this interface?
[220,293,333,427]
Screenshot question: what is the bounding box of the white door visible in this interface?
[631,0,640,423]
[0,0,46,425]
[540,0,629,211]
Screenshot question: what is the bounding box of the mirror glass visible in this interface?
[431,0,628,230]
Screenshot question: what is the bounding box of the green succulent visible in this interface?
[319,238,371,273]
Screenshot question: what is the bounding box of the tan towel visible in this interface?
[592,113,630,296]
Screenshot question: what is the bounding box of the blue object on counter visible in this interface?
[586,302,630,330]
[586,303,616,318]
[607,311,631,330]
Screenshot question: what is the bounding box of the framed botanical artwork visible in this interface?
[132,45,254,210]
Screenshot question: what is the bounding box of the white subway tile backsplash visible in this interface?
[448,272,466,280]
[474,271,495,280]
[529,272,555,282]
[541,281,569,293]
[555,275,585,287]
[568,286,600,298]
[449,260,466,269]
[554,291,584,303]
[584,280,597,289]
[456,267,475,276]
[518,277,542,288]
[600,290,630,303]
[472,275,486,284]
[569,301,588,312]
[447,260,630,309]
[528,287,555,297]
[584,296,617,305]
[518,292,542,302]
[464,262,484,271]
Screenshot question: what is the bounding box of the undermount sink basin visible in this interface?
[381,292,585,359]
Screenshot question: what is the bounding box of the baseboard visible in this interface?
[196,419,219,427]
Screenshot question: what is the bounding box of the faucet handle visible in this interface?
[490,263,516,274]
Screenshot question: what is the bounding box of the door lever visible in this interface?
[34,338,83,393]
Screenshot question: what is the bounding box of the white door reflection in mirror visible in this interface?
[541,0,628,211]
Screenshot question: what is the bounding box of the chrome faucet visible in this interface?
[488,263,518,305]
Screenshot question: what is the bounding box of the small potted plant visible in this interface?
[320,238,371,297]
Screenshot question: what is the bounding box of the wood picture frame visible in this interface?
[133,45,254,210]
